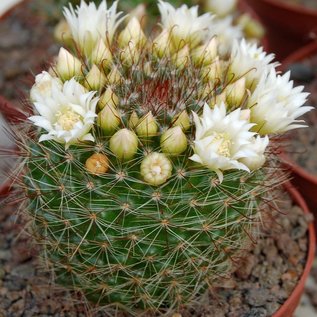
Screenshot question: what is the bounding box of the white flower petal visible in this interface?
[158,0,214,47]
[249,68,312,134]
[63,0,124,54]
[28,75,98,148]
[81,133,95,142]
[29,116,53,131]
[230,39,277,90]
[190,103,256,180]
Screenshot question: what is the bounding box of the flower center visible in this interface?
[56,109,81,131]
[211,132,232,157]
[150,164,162,176]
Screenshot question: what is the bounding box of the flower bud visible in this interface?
[161,126,188,155]
[110,128,139,160]
[205,0,237,17]
[97,104,121,134]
[214,91,227,105]
[91,39,112,68]
[98,87,119,110]
[172,110,191,131]
[120,42,140,67]
[237,14,265,40]
[128,111,139,129]
[173,45,190,69]
[129,4,147,28]
[144,61,152,76]
[225,77,246,107]
[153,30,173,58]
[118,17,146,48]
[85,153,109,175]
[202,57,222,83]
[140,152,172,186]
[85,64,107,91]
[107,66,122,85]
[54,19,72,46]
[192,37,218,66]
[136,111,158,137]
[56,47,82,81]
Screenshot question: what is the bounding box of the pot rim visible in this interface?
[272,182,316,317]
[258,0,317,16]
[0,0,25,21]
[282,40,317,68]
[281,152,317,185]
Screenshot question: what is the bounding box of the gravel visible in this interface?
[0,0,58,108]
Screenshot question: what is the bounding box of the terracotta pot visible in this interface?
[0,96,26,196]
[279,41,317,221]
[272,183,315,317]
[0,0,25,20]
[241,0,317,61]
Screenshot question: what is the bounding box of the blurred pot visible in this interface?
[0,96,26,196]
[242,0,317,60]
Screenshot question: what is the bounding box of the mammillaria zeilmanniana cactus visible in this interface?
[18,0,311,315]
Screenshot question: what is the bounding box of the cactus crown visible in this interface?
[14,0,310,315]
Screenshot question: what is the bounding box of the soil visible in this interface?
[0,0,59,109]
[0,188,311,317]
[286,57,317,175]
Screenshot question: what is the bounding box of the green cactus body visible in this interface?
[24,136,266,312]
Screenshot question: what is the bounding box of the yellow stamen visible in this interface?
[210,132,232,157]
[56,109,81,131]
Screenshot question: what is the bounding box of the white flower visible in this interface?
[55,47,83,81]
[208,17,243,56]
[205,0,237,17]
[63,0,124,55]
[158,0,214,48]
[29,78,98,148]
[190,103,257,182]
[230,39,276,89]
[118,17,146,48]
[30,71,62,103]
[249,69,311,134]
[240,135,269,170]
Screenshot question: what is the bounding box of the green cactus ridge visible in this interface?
[16,6,285,315]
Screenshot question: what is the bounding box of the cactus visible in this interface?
[15,0,310,315]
